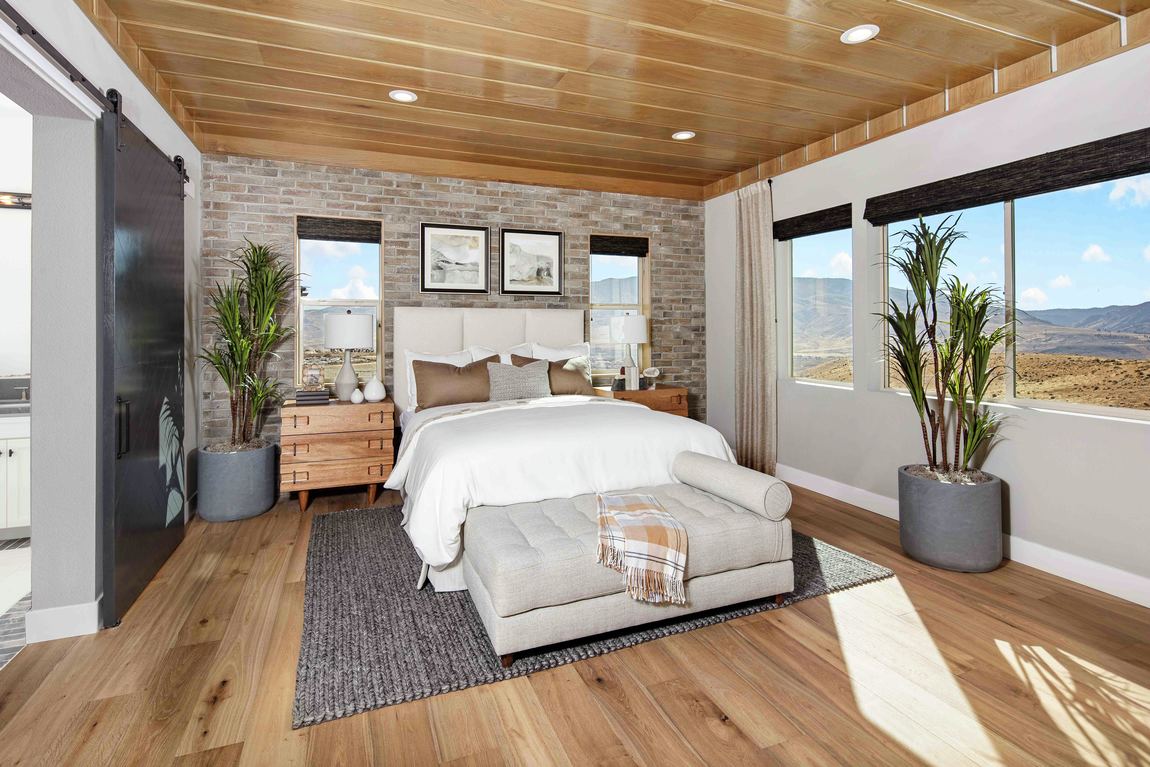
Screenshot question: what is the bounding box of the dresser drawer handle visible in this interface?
[369,463,388,477]
[368,410,388,424]
[287,442,310,457]
[368,439,387,450]
[291,414,310,429]
[285,470,309,484]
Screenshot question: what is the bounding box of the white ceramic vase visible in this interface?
[363,375,387,402]
[350,388,365,404]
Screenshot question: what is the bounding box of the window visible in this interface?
[295,217,383,386]
[881,172,1150,412]
[589,241,649,375]
[1014,173,1150,411]
[886,203,1006,396]
[791,228,853,382]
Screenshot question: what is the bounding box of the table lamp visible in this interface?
[324,310,375,401]
[611,314,648,390]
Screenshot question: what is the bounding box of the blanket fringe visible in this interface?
[625,568,686,605]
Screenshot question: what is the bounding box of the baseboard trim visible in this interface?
[25,600,100,643]
[775,462,1150,609]
[774,464,899,519]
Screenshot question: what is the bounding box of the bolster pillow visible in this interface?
[672,452,792,521]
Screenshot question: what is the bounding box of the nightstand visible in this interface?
[593,385,689,417]
[279,398,395,512]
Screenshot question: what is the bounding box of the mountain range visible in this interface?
[793,277,1150,360]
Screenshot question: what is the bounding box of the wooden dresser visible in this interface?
[280,398,395,512]
[593,385,689,417]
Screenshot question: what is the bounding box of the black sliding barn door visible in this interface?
[98,97,186,628]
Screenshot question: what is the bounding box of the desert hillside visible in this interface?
[800,353,1150,411]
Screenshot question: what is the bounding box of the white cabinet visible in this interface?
[0,438,30,531]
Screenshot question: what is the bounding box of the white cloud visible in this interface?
[1049,274,1073,289]
[829,251,852,278]
[1019,287,1048,309]
[800,268,818,278]
[330,277,378,300]
[1081,243,1111,263]
[348,264,368,281]
[978,256,991,265]
[1071,182,1104,193]
[1143,244,1150,263]
[1108,175,1150,207]
[303,240,360,259]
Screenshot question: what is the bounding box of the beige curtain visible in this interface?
[735,181,777,474]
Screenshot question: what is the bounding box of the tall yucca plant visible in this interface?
[200,240,295,448]
[882,216,1010,475]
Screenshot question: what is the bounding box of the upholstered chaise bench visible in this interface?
[462,452,794,666]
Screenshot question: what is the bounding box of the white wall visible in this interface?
[4,1,203,640]
[706,44,1150,606]
[705,193,737,446]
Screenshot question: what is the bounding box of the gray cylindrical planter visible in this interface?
[898,465,1003,572]
[197,442,277,522]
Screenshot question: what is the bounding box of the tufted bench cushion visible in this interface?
[463,482,792,618]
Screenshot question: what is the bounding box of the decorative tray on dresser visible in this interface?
[279,398,395,512]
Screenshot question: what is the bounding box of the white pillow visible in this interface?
[533,342,591,362]
[405,348,473,410]
[471,343,533,364]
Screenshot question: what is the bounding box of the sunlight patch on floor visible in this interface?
[828,578,1004,765]
[997,640,1150,766]
[0,548,30,615]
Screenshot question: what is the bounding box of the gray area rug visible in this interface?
[294,506,894,728]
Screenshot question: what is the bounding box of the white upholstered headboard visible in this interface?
[391,307,585,412]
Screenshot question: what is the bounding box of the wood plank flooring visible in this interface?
[0,486,1146,765]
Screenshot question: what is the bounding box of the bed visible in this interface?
[385,307,736,591]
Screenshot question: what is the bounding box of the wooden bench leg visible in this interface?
[774,593,786,606]
[367,483,378,505]
[500,653,515,669]
[297,490,310,513]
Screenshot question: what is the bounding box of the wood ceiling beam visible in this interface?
[199,133,707,200]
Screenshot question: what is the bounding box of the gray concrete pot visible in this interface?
[898,465,1003,572]
[197,442,276,522]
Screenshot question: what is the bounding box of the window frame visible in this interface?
[879,190,1150,422]
[785,227,854,388]
[588,236,652,379]
[293,214,385,388]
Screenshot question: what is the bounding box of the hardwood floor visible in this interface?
[0,486,1146,765]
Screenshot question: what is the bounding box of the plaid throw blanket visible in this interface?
[596,493,688,605]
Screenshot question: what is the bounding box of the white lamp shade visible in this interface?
[324,311,376,350]
[610,314,649,344]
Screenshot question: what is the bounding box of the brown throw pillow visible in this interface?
[511,354,594,396]
[412,355,499,411]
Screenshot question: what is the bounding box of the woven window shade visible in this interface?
[589,234,648,257]
[864,127,1150,226]
[297,216,382,244]
[773,203,852,241]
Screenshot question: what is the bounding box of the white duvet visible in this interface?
[385,395,735,589]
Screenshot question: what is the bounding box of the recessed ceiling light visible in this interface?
[388,89,418,103]
[671,130,696,141]
[840,24,880,44]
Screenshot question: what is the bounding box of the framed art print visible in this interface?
[500,228,564,295]
[420,223,489,294]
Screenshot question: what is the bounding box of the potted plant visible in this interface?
[198,240,295,522]
[881,216,1010,572]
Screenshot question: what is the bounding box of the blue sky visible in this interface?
[591,253,639,282]
[796,172,1150,312]
[299,240,380,301]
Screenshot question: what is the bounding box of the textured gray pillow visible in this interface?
[488,360,552,401]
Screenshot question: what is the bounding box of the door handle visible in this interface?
[116,397,131,458]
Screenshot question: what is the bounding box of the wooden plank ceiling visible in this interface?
[77,0,1150,199]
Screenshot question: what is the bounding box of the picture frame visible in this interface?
[500,228,564,296]
[420,223,489,294]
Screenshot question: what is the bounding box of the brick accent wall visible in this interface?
[200,154,706,445]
